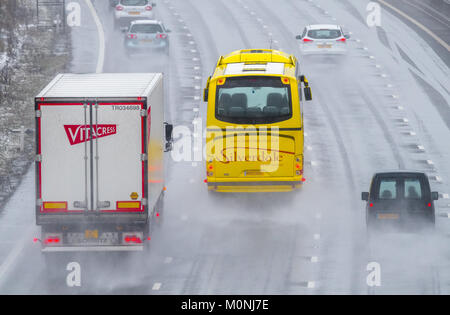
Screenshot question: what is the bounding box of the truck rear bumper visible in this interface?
[42,245,143,252]
[207,179,303,192]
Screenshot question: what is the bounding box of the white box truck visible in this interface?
[35,73,173,252]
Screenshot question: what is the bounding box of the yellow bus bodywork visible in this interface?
[205,49,306,192]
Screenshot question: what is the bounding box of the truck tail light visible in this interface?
[123,232,144,245]
[43,233,62,245]
[124,235,142,244]
[116,5,123,11]
[117,201,141,210]
[145,5,153,11]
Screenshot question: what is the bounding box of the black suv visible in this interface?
[362,171,438,230]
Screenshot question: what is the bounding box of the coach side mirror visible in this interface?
[295,35,302,40]
[304,86,312,101]
[204,76,211,102]
[164,123,173,152]
[299,75,305,82]
[432,192,439,200]
[362,192,369,201]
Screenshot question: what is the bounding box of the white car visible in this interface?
[114,0,157,30]
[296,24,350,55]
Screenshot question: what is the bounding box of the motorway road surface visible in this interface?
[0,0,449,294]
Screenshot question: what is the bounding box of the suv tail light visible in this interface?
[303,38,313,42]
[157,33,167,39]
[336,38,346,42]
[116,5,123,11]
[127,34,137,39]
[145,5,153,11]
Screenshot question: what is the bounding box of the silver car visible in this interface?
[124,20,170,56]
[114,0,157,30]
[296,24,350,56]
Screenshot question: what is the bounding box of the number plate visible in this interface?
[377,213,399,220]
[128,11,140,15]
[140,39,153,43]
[318,44,332,48]
[67,231,119,245]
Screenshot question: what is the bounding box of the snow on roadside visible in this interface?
[0,53,7,71]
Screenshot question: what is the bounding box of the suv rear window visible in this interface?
[121,0,148,6]
[405,179,422,199]
[374,174,429,200]
[307,29,341,39]
[379,179,397,199]
[130,24,163,33]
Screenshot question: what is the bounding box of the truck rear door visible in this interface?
[37,101,146,214]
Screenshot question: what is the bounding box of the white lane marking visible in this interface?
[307,281,315,288]
[84,0,105,73]
[0,227,35,286]
[426,160,434,165]
[313,233,320,240]
[152,282,162,290]
[432,175,442,182]
[164,257,173,264]
[310,256,319,263]
[378,0,450,52]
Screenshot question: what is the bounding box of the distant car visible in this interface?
[362,171,438,231]
[114,0,156,30]
[296,24,349,55]
[109,0,119,9]
[124,20,170,56]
